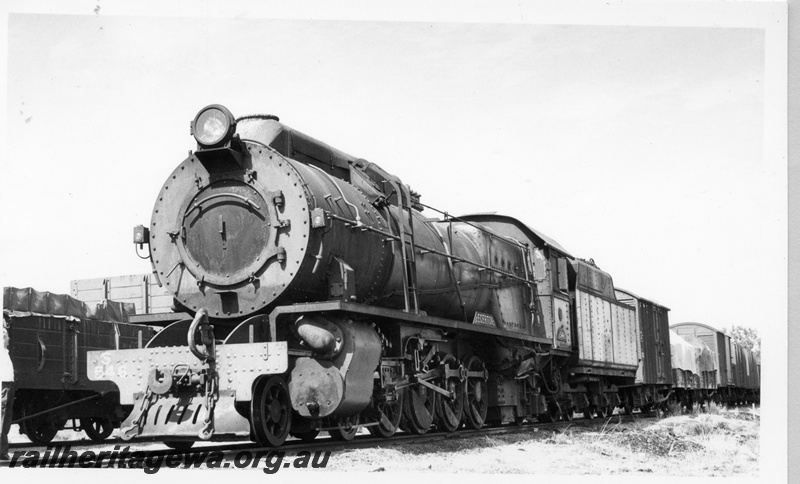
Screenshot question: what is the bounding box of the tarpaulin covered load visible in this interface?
[669,329,697,374]
[689,336,718,374]
[684,334,718,389]
[3,286,135,323]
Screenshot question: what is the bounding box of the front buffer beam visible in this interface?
[87,342,287,441]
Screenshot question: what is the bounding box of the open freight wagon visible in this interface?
[3,286,157,444]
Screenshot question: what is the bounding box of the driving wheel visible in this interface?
[369,387,404,438]
[403,382,436,434]
[462,355,488,430]
[433,353,464,433]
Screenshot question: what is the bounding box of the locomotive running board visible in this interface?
[268,301,555,345]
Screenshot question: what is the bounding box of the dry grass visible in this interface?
[6,407,759,476]
[324,407,759,476]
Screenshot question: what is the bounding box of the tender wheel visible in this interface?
[433,353,464,433]
[403,382,436,434]
[561,406,574,422]
[595,405,608,418]
[583,406,595,420]
[251,375,292,447]
[330,415,360,441]
[82,417,114,442]
[540,402,561,423]
[369,388,404,438]
[164,441,194,451]
[462,355,488,430]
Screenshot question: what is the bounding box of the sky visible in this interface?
[1,6,783,335]
[0,0,789,480]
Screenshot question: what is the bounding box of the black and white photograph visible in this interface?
[0,0,790,481]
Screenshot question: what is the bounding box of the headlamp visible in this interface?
[192,105,236,148]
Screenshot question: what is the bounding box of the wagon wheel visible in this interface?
[433,353,464,433]
[330,414,360,441]
[21,405,64,445]
[164,441,194,451]
[82,417,114,442]
[403,381,437,434]
[251,375,292,447]
[369,387,405,438]
[462,355,488,430]
[22,417,62,445]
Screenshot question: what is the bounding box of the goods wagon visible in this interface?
[671,322,760,405]
[614,289,671,410]
[3,286,158,443]
[71,274,187,326]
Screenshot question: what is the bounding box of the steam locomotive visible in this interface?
[86,105,757,448]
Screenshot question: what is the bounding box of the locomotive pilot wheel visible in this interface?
[290,428,320,442]
[251,375,292,447]
[329,415,360,442]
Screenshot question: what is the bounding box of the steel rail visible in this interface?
[6,412,659,456]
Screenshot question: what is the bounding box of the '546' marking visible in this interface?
[93,352,128,379]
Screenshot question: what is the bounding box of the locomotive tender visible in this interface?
[86,105,681,447]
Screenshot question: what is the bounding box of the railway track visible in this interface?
[5,412,660,463]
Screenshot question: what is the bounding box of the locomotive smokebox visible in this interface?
[149,109,393,320]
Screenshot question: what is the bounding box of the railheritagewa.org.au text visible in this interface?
[7,445,331,473]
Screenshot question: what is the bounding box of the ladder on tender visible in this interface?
[396,185,420,314]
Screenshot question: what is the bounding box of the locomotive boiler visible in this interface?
[89,105,645,447]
